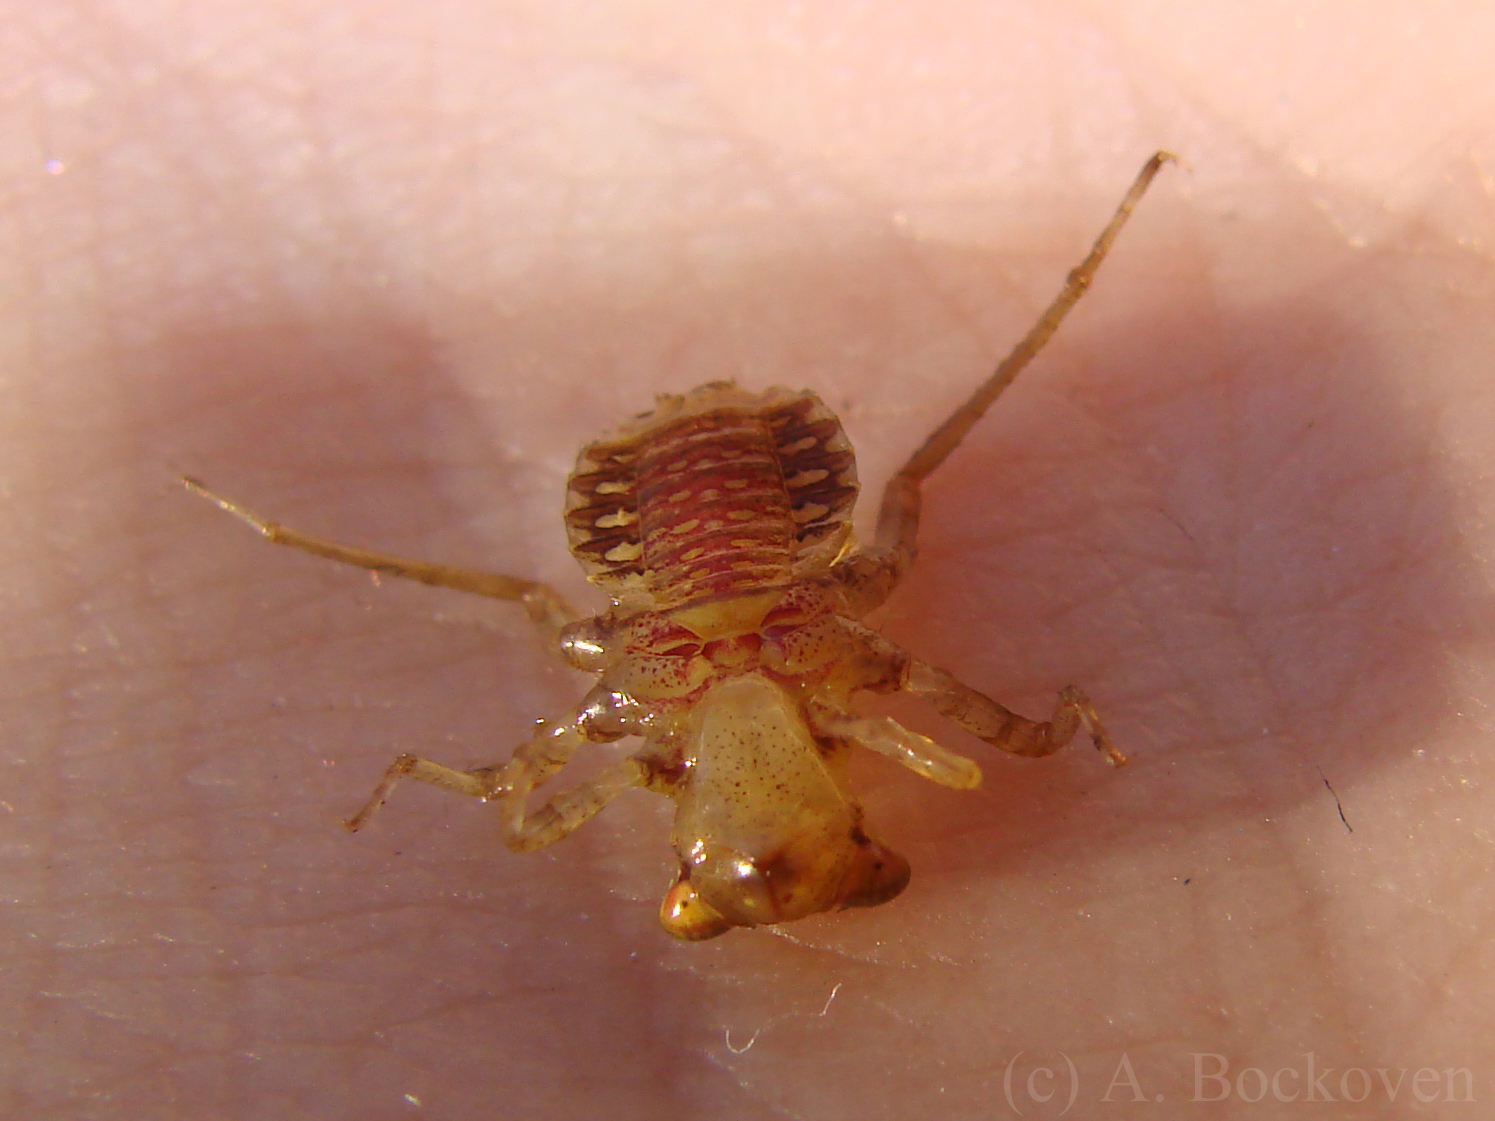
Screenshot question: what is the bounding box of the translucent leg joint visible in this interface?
[808,701,982,789]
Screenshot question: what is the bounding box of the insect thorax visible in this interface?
[565,382,859,612]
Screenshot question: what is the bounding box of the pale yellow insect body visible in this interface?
[187,153,1172,939]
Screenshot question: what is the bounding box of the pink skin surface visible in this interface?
[6,3,1495,1119]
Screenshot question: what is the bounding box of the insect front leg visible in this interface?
[344,752,507,832]
[496,717,652,852]
[827,618,1125,768]
[181,477,579,645]
[806,700,983,790]
[346,694,656,851]
[836,152,1175,613]
[903,659,1127,767]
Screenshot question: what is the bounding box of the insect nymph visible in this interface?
[187,153,1171,939]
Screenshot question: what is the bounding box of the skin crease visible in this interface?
[5,1,1495,1118]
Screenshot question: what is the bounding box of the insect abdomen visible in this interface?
[565,383,859,609]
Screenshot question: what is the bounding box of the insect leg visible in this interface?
[182,477,578,641]
[501,754,651,852]
[484,713,667,850]
[903,659,1127,767]
[345,708,650,848]
[844,152,1176,609]
[344,753,505,832]
[807,701,982,789]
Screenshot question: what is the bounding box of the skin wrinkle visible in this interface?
[6,3,1495,1120]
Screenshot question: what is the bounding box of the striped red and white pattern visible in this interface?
[565,382,858,610]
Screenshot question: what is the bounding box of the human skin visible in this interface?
[5,2,1495,1119]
